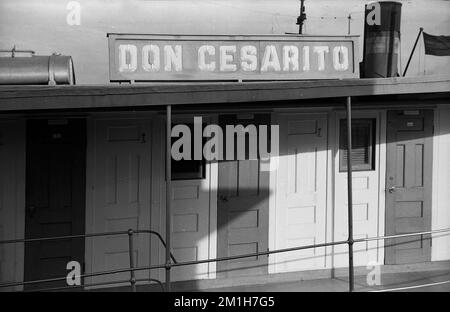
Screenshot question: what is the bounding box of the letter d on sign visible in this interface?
[118,45,137,73]
[66,260,81,286]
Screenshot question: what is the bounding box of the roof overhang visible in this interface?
[0,75,449,112]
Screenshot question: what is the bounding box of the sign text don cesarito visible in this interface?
[108,34,359,81]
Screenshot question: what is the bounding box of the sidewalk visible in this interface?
[205,270,450,292]
[93,262,450,292]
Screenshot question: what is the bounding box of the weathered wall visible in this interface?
[0,0,448,84]
[0,120,25,291]
[432,107,450,261]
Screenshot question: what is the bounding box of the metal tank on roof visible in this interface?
[0,48,75,85]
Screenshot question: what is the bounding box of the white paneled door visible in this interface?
[274,114,328,272]
[333,112,383,267]
[166,115,217,281]
[89,118,152,286]
[217,114,270,278]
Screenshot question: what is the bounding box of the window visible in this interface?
[172,157,205,180]
[171,123,206,180]
[339,118,376,172]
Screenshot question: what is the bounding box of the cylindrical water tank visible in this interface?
[0,54,75,85]
[362,1,402,78]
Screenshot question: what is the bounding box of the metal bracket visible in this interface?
[48,53,57,86]
[0,46,35,58]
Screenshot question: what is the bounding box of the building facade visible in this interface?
[1,76,449,290]
[0,0,449,291]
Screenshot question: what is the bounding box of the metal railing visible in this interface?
[0,228,177,292]
[1,227,449,292]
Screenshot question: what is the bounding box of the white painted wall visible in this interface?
[432,107,450,261]
[270,109,387,274]
[0,120,25,291]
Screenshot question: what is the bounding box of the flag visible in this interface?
[423,32,450,56]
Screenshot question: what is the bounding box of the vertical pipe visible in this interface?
[347,14,351,35]
[346,96,355,292]
[165,105,172,292]
[297,0,306,34]
[128,229,137,292]
[386,9,396,77]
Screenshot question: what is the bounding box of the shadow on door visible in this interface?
[24,119,86,290]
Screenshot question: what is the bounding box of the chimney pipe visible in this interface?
[362,1,402,78]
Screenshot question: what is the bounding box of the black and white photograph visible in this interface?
[0,0,449,305]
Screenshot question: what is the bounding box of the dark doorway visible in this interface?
[217,114,270,277]
[24,119,86,290]
[385,110,433,264]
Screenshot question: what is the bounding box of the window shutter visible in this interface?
[339,119,375,171]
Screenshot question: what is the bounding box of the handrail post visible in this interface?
[346,96,355,292]
[128,229,137,292]
[165,104,172,292]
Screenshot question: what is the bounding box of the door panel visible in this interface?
[90,119,151,285]
[171,175,213,281]
[274,114,328,272]
[217,114,270,277]
[385,110,433,264]
[24,119,86,290]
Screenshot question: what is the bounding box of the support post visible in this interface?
[128,229,136,292]
[165,105,172,292]
[346,96,355,292]
[403,27,424,77]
